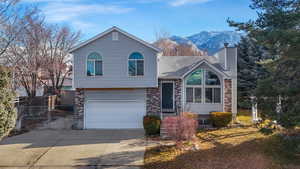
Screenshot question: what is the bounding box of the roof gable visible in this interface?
[158,55,229,79]
[182,59,229,78]
[70,26,161,53]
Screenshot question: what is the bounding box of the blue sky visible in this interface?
[22,0,257,42]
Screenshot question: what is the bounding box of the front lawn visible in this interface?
[143,127,300,169]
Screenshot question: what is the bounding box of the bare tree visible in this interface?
[42,25,80,95]
[6,12,80,98]
[0,0,35,58]
[7,14,46,98]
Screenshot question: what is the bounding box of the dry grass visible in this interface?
[143,127,300,169]
[236,109,253,125]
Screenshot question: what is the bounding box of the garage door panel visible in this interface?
[85,101,146,129]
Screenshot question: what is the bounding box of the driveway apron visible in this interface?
[0,129,145,169]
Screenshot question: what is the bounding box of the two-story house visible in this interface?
[71,26,237,129]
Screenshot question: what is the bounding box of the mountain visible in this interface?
[170,31,243,55]
[154,38,205,56]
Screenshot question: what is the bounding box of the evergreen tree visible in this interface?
[229,0,300,128]
[237,37,268,109]
[0,66,17,138]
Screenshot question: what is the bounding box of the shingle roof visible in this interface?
[158,55,226,79]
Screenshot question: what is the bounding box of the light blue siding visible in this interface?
[73,31,158,88]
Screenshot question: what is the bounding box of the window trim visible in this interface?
[185,69,222,104]
[127,52,145,77]
[86,52,103,77]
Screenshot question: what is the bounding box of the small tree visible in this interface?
[162,112,198,144]
[0,66,16,138]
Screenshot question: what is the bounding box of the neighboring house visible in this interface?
[71,26,237,129]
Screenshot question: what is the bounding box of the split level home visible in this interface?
[71,26,237,129]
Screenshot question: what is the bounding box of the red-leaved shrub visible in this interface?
[162,112,198,141]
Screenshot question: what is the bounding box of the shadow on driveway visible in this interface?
[0,129,146,169]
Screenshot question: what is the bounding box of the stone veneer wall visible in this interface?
[174,79,182,113]
[74,88,84,129]
[224,79,232,113]
[146,79,182,116]
[146,87,161,116]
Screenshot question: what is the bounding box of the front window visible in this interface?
[205,70,221,103]
[186,68,203,103]
[185,69,221,104]
[87,52,103,76]
[128,52,144,76]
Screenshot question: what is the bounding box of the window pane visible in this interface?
[186,88,194,103]
[128,60,136,76]
[205,88,213,103]
[213,88,221,103]
[137,60,144,76]
[87,60,94,76]
[129,52,144,59]
[206,71,220,85]
[194,88,202,103]
[88,52,102,60]
[186,68,202,85]
[95,61,102,75]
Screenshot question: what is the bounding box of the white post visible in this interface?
[251,96,258,123]
[276,95,282,114]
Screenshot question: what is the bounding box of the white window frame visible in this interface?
[185,69,222,104]
[128,52,144,77]
[186,86,202,103]
[204,86,221,104]
[86,52,103,77]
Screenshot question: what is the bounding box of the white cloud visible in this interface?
[42,3,133,22]
[170,0,212,6]
[72,20,96,30]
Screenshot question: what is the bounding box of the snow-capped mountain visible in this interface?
[170,31,243,55]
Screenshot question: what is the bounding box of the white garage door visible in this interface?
[84,100,146,129]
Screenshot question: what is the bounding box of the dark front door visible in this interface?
[162,82,174,112]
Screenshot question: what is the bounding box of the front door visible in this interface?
[161,82,174,112]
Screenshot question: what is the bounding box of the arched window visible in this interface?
[185,69,221,104]
[205,71,221,103]
[87,52,103,76]
[186,68,203,85]
[128,52,144,76]
[186,68,203,103]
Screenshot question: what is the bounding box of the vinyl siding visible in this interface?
[73,31,158,88]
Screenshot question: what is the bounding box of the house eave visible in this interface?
[70,26,161,53]
[181,59,230,78]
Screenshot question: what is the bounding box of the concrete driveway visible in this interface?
[0,129,146,169]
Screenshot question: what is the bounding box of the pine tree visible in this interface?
[229,0,300,128]
[237,37,268,109]
[0,66,17,138]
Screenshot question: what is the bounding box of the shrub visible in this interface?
[143,115,161,136]
[0,67,17,139]
[210,112,232,127]
[162,112,198,141]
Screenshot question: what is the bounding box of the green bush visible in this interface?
[143,115,161,136]
[210,112,232,127]
[0,67,17,138]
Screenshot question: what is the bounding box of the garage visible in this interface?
[84,89,146,129]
